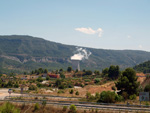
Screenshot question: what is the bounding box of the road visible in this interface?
[0,89,21,100]
[3,98,150,112]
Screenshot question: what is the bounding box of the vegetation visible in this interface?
[69,104,76,113]
[144,84,150,96]
[98,91,123,103]
[1,35,150,73]
[108,65,120,80]
[133,60,150,73]
[0,102,20,113]
[116,68,140,98]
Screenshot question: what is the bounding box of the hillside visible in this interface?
[1,35,150,74]
[133,60,150,73]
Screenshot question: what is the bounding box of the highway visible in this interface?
[1,88,150,112]
[3,98,150,112]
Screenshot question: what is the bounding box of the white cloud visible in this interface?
[139,45,143,49]
[75,27,103,37]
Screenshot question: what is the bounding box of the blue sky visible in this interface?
[0,0,150,51]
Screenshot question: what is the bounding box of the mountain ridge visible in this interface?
[0,35,150,74]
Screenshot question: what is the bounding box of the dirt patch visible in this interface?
[86,82,115,94]
[137,73,146,84]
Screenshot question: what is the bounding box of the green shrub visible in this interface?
[42,101,46,108]
[95,92,100,99]
[129,94,136,100]
[75,91,79,95]
[86,92,91,99]
[84,79,91,82]
[68,83,74,88]
[62,106,68,112]
[34,103,40,111]
[0,102,20,113]
[98,91,117,103]
[70,89,74,94]
[58,84,65,89]
[57,90,64,94]
[69,104,76,113]
[115,95,124,102]
[29,85,37,90]
[94,78,100,84]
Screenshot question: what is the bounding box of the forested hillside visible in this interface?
[0,35,150,74]
[133,60,150,73]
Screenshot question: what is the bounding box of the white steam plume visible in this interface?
[71,47,92,60]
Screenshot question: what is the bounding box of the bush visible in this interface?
[122,91,128,100]
[98,91,118,103]
[94,78,100,84]
[34,103,40,111]
[57,90,64,94]
[69,104,76,113]
[129,94,136,100]
[62,106,68,112]
[68,83,74,88]
[86,92,91,99]
[115,95,124,102]
[29,85,37,90]
[75,91,79,95]
[58,84,65,89]
[42,101,46,108]
[70,89,74,94]
[36,76,43,82]
[95,92,100,100]
[84,79,91,82]
[0,102,20,113]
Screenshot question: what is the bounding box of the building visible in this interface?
[47,73,60,78]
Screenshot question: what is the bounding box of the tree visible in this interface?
[94,78,100,84]
[75,91,79,95]
[102,68,109,76]
[69,89,74,94]
[60,73,65,79]
[85,70,92,75]
[116,68,140,97]
[94,70,100,75]
[59,68,63,72]
[36,76,43,82]
[67,67,72,72]
[144,84,150,93]
[38,68,43,73]
[55,79,61,87]
[108,65,120,80]
[46,76,50,80]
[44,69,48,73]
[69,104,76,113]
[24,72,27,75]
